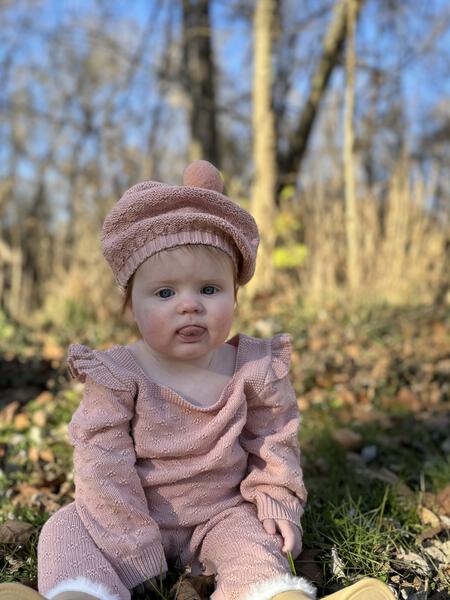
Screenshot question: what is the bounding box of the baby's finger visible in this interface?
[289,528,303,558]
[278,521,295,553]
[263,518,276,535]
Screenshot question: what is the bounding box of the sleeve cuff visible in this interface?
[110,543,168,588]
[255,491,303,528]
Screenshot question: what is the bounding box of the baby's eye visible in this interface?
[202,285,218,295]
[156,288,174,298]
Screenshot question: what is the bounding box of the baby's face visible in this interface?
[130,246,235,364]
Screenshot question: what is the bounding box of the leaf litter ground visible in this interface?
[0,305,449,598]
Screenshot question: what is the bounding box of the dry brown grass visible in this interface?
[7,160,449,331]
[299,162,448,307]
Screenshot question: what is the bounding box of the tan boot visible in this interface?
[0,583,45,600]
[271,578,396,600]
[321,578,395,600]
[0,584,100,600]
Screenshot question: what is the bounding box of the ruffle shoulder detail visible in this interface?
[266,333,293,384]
[241,333,293,398]
[67,343,137,394]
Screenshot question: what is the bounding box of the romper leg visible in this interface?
[194,503,296,600]
[37,503,130,600]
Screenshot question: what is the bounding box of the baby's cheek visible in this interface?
[134,307,165,339]
[216,300,235,330]
[143,320,166,342]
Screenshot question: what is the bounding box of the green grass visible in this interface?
[316,489,413,583]
[298,400,449,592]
[0,507,50,586]
[1,303,450,595]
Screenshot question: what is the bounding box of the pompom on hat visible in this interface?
[101,160,260,291]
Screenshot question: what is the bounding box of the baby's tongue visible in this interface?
[178,325,204,336]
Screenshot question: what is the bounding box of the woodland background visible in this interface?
[0,0,449,598]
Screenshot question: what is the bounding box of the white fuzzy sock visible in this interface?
[45,577,121,600]
[241,573,317,600]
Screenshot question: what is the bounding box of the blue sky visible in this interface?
[1,0,449,188]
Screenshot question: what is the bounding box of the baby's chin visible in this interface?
[152,341,215,362]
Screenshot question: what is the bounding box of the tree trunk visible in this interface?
[278,0,365,187]
[182,0,220,167]
[344,0,359,291]
[246,0,277,298]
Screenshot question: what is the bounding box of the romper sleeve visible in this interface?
[239,334,307,529]
[66,344,168,588]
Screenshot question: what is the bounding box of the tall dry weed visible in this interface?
[39,218,122,332]
[27,162,450,329]
[299,163,448,307]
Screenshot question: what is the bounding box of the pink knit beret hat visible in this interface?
[101,160,260,291]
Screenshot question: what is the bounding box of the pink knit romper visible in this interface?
[37,333,307,600]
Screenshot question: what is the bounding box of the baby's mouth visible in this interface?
[176,325,206,339]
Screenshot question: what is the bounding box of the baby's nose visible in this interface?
[177,294,203,313]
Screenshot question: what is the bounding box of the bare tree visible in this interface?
[344,0,358,291]
[278,0,365,187]
[246,0,277,298]
[182,0,220,166]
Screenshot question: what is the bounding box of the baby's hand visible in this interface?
[263,518,302,558]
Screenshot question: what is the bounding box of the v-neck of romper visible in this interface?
[122,333,244,412]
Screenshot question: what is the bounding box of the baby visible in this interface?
[0,161,395,600]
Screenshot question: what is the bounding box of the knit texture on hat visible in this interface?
[101,160,259,290]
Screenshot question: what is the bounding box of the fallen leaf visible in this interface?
[34,391,54,406]
[0,401,20,425]
[423,539,450,567]
[13,413,31,432]
[417,524,443,542]
[302,388,327,406]
[41,337,65,361]
[331,546,346,580]
[28,446,40,463]
[396,549,431,576]
[335,387,356,405]
[32,410,47,427]
[440,515,450,529]
[170,578,202,600]
[331,428,363,451]
[431,321,447,341]
[13,483,43,502]
[435,359,450,377]
[352,405,393,427]
[0,520,35,544]
[315,372,335,389]
[308,336,326,352]
[343,344,360,359]
[419,507,441,528]
[396,388,421,411]
[371,356,391,380]
[427,384,442,405]
[424,483,450,517]
[39,449,55,463]
[435,484,450,516]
